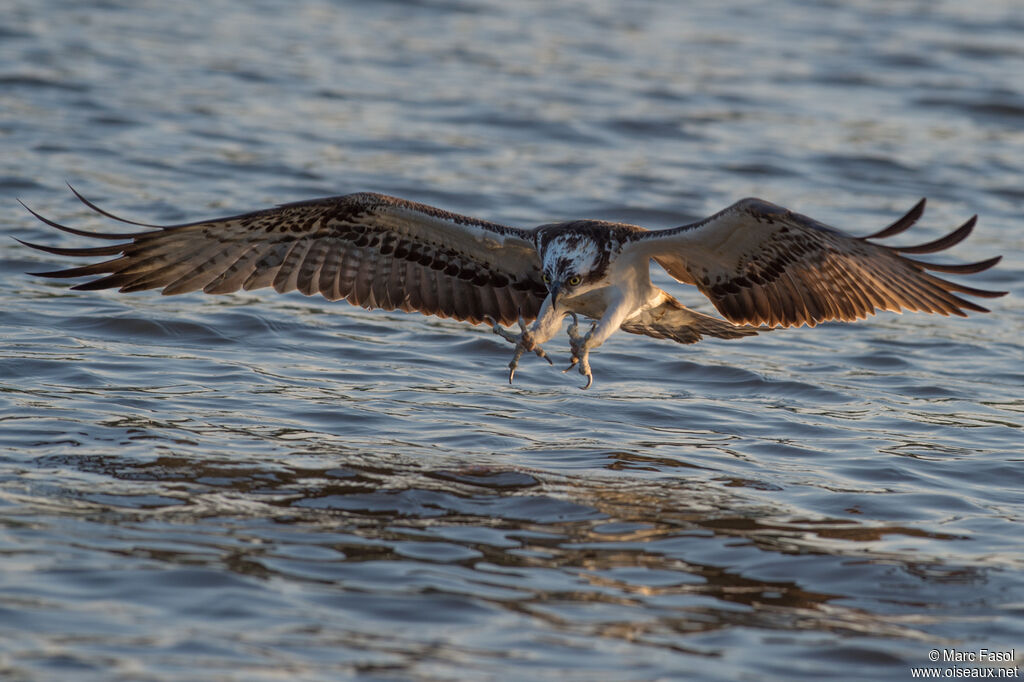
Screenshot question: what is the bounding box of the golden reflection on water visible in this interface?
[13,444,986,658]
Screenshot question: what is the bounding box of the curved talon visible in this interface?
[489,312,551,383]
[564,315,596,385]
[507,341,528,384]
[577,352,593,390]
[564,314,581,371]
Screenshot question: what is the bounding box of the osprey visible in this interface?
[20,188,1005,389]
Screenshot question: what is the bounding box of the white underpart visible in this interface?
[530,240,663,352]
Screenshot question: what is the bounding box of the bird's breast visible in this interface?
[560,287,614,319]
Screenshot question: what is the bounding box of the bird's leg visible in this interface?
[485,312,554,384]
[563,313,597,389]
[562,294,636,390]
[506,313,553,383]
[563,313,590,369]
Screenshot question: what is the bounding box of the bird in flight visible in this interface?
[19,187,1005,389]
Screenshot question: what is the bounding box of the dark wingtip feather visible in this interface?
[66,183,163,228]
[862,198,926,240]
[897,215,977,255]
[29,269,73,278]
[19,198,142,240]
[944,281,1008,299]
[947,294,990,314]
[29,259,124,279]
[68,273,138,291]
[913,254,1002,275]
[14,236,126,258]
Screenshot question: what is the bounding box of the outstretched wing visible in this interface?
[20,189,548,326]
[629,198,1006,328]
[620,293,760,344]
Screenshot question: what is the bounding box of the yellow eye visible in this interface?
[542,273,551,283]
[568,275,582,286]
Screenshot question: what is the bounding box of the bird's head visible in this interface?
[537,224,610,307]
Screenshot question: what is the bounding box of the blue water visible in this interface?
[2,1,1023,679]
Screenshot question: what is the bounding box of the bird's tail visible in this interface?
[620,291,761,344]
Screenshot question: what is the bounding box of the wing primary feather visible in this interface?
[880,270,937,314]
[69,272,144,291]
[15,238,126,258]
[66,184,165,228]
[946,295,989,314]
[853,270,903,313]
[937,280,1007,299]
[860,198,926,240]
[19,199,143,240]
[909,255,1002,275]
[30,258,130,279]
[895,216,976,254]
[116,242,238,293]
[909,273,976,314]
[107,245,210,280]
[155,243,254,295]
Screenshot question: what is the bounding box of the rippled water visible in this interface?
[2,1,1023,679]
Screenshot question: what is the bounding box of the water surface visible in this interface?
[2,1,1023,680]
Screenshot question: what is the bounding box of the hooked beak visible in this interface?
[548,282,562,309]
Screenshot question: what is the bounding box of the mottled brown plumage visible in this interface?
[22,189,547,326]
[19,187,1006,388]
[634,197,1005,328]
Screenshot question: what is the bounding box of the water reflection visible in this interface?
[18,444,993,661]
[4,0,1024,676]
